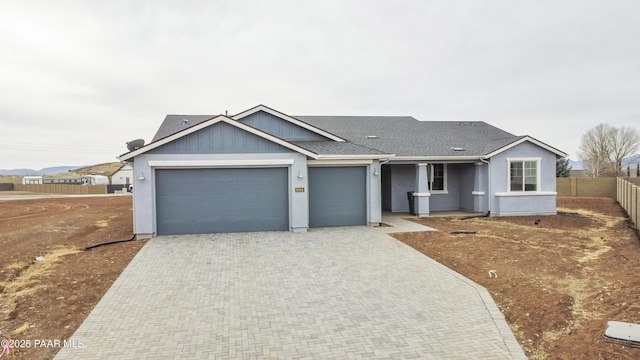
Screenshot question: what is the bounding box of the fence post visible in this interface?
[632,184,637,227]
[618,178,621,202]
[629,182,633,212]
[624,181,629,210]
[620,180,627,210]
[632,186,640,228]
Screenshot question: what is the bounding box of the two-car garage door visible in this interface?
[155,166,367,235]
[155,168,288,235]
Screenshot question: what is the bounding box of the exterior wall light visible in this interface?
[297,171,304,179]
[139,172,146,181]
[373,167,379,176]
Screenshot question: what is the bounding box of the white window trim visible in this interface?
[430,164,448,194]
[496,191,557,197]
[506,157,541,192]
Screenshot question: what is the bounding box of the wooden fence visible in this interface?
[618,178,640,229]
[13,184,107,194]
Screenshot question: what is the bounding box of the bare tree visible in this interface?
[578,124,616,177]
[611,126,640,174]
[578,124,640,177]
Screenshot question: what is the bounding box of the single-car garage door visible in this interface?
[308,166,367,227]
[155,168,288,235]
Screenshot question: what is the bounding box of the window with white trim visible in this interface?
[509,159,539,192]
[429,164,446,192]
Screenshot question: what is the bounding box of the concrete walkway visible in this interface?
[55,219,525,359]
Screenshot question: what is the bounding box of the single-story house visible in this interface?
[111,163,133,185]
[119,105,567,238]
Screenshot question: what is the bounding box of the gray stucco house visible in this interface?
[119,105,567,238]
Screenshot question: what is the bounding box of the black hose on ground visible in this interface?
[461,211,491,220]
[85,234,137,250]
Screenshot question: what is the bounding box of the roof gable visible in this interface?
[147,122,293,155]
[233,105,345,142]
[237,109,330,141]
[120,116,317,160]
[484,136,567,158]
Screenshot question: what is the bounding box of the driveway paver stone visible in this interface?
[55,218,525,359]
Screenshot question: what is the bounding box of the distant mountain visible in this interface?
[621,154,640,168]
[570,154,640,171]
[0,166,85,176]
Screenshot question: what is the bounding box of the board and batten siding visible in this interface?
[148,122,291,154]
[239,110,328,141]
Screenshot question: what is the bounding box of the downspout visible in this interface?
[480,158,491,216]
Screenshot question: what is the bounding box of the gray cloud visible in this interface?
[1,0,639,169]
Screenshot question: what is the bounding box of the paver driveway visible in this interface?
[56,218,525,359]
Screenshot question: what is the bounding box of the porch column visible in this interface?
[414,163,430,216]
[473,162,487,212]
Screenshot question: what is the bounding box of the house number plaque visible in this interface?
[295,187,305,192]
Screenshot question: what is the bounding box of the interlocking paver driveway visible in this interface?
[56,219,525,359]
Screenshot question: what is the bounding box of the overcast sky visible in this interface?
[1,0,638,170]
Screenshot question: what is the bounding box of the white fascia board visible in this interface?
[232,105,346,142]
[119,115,319,161]
[485,136,568,158]
[307,159,373,165]
[391,156,483,162]
[147,159,295,168]
[315,154,395,160]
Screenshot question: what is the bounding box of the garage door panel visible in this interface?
[156,168,288,234]
[309,167,366,227]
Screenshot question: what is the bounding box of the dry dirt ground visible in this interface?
[1,195,639,359]
[0,195,145,360]
[394,196,640,359]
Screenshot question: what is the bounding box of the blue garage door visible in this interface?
[156,168,288,235]
[308,166,367,227]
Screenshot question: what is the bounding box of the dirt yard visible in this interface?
[1,195,639,359]
[394,196,640,359]
[0,195,145,360]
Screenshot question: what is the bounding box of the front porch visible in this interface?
[381,162,488,216]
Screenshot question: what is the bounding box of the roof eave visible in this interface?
[391,155,484,162]
[315,154,396,160]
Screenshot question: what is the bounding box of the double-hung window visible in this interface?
[509,159,539,192]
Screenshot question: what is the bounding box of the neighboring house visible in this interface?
[22,175,43,184]
[111,163,133,185]
[119,105,567,238]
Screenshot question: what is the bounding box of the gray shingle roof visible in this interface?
[295,116,519,157]
[290,141,388,156]
[149,113,522,158]
[152,115,216,141]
